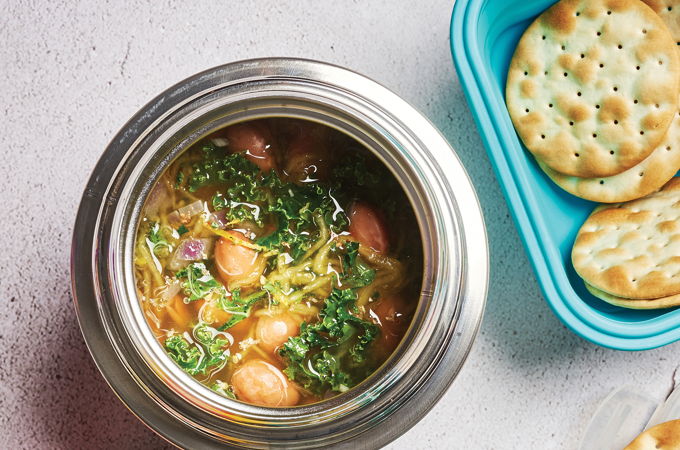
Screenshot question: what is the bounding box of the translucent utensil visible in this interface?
[646,370,680,428]
[580,386,657,450]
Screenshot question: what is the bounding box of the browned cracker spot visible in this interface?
[537,103,680,203]
[506,0,680,178]
[572,178,680,299]
[643,0,680,45]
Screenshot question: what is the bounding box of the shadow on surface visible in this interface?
[24,281,172,450]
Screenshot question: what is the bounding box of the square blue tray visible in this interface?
[451,0,680,350]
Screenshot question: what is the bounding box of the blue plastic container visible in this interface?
[450,0,680,350]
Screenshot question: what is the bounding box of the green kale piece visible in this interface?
[177,224,189,236]
[175,262,225,302]
[217,289,268,331]
[340,241,376,288]
[146,222,171,257]
[211,380,236,399]
[186,144,262,193]
[279,288,379,394]
[332,152,381,189]
[212,195,264,227]
[186,148,351,261]
[165,324,230,376]
[175,263,266,330]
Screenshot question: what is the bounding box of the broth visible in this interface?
[134,118,423,407]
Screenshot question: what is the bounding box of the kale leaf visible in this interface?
[217,289,267,331]
[146,222,171,257]
[340,241,376,288]
[279,288,379,394]
[184,144,262,193]
[165,324,230,376]
[211,380,236,399]
[175,262,225,302]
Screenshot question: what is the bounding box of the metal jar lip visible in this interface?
[71,58,488,449]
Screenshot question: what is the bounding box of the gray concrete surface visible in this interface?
[1,0,678,448]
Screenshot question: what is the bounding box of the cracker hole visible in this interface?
[632,279,637,282]
[592,133,597,138]
[524,71,528,76]
[636,66,640,70]
[634,99,638,104]
[669,6,673,11]
[575,153,580,157]
[541,135,545,139]
[640,131,644,135]
[596,104,601,109]
[667,146,672,151]
[576,11,580,16]
[597,31,602,36]
[525,108,529,113]
[639,172,644,176]
[607,10,611,15]
[544,71,548,75]
[580,53,585,59]
[542,35,546,40]
[561,45,566,51]
[599,63,604,68]
[563,72,568,77]
[642,29,647,34]
[655,104,660,108]
[617,44,623,49]
[577,92,582,96]
[610,150,615,155]
[659,60,664,65]
[613,86,618,92]
[569,121,574,126]
[599,180,604,185]
[614,120,619,125]
[548,103,553,108]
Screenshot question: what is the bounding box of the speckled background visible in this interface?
[1,0,678,449]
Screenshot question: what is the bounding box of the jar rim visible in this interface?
[71,57,488,449]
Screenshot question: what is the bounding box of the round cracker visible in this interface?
[585,282,680,309]
[625,419,680,449]
[506,0,680,178]
[572,177,680,299]
[537,105,680,203]
[642,0,680,44]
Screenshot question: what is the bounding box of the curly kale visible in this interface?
[340,241,375,288]
[165,324,230,376]
[175,262,224,302]
[179,144,349,262]
[279,288,379,394]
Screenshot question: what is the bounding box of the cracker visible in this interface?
[572,177,680,299]
[506,0,680,178]
[585,282,680,309]
[642,0,680,45]
[625,419,680,450]
[537,104,680,203]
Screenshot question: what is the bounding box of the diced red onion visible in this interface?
[168,238,215,271]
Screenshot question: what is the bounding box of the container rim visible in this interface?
[71,57,489,448]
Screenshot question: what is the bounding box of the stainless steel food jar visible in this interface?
[71,58,488,449]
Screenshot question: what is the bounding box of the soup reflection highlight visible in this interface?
[134,118,423,407]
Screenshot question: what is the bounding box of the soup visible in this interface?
[134,118,423,407]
